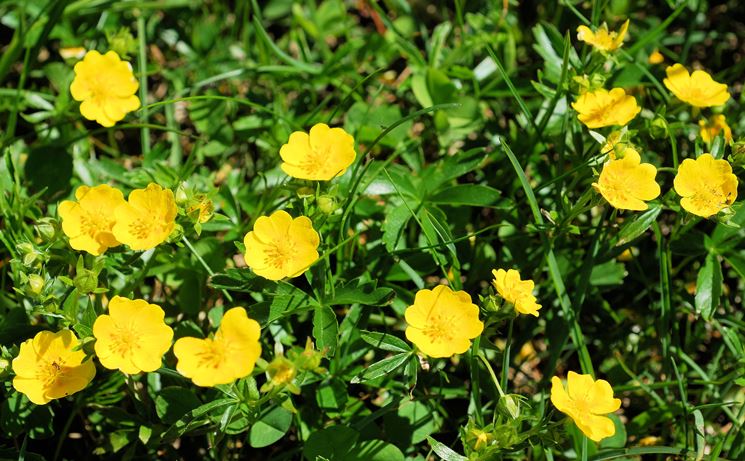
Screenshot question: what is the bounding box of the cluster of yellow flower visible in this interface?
[11,301,260,404]
[58,183,177,255]
[575,21,739,217]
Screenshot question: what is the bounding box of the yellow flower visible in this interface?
[404,285,484,358]
[576,19,629,52]
[673,154,738,217]
[12,330,96,405]
[663,64,730,107]
[243,210,320,280]
[648,50,664,65]
[491,269,542,317]
[699,115,733,144]
[279,123,356,181]
[58,184,126,256]
[592,148,660,211]
[551,371,621,442]
[572,88,641,129]
[70,50,140,127]
[93,296,173,374]
[173,307,262,387]
[113,183,177,251]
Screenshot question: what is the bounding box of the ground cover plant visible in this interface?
[1,0,745,459]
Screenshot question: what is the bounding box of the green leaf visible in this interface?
[0,393,55,440]
[428,184,501,207]
[303,426,359,461]
[383,400,442,445]
[617,205,662,245]
[154,387,202,425]
[350,352,411,384]
[590,261,626,286]
[381,204,413,251]
[328,280,395,306]
[313,305,339,356]
[316,378,348,412]
[359,330,411,353]
[426,436,468,461]
[249,405,293,448]
[695,253,722,321]
[352,439,405,461]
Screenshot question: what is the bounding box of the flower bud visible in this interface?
[74,269,99,294]
[498,394,521,419]
[317,195,338,215]
[35,218,58,241]
[167,223,185,243]
[649,116,669,140]
[107,28,137,59]
[730,140,745,168]
[28,274,45,296]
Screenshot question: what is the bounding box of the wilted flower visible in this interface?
[572,88,641,129]
[551,371,621,442]
[93,296,173,374]
[243,210,320,280]
[279,123,356,181]
[404,285,484,358]
[576,19,629,52]
[58,184,126,256]
[70,50,140,127]
[12,330,96,405]
[113,183,177,251]
[663,64,730,107]
[699,115,733,144]
[593,148,661,211]
[492,269,542,317]
[673,154,738,217]
[174,307,262,387]
[648,50,664,65]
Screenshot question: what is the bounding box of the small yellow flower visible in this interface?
[551,371,621,442]
[648,50,664,65]
[113,183,177,251]
[576,19,629,52]
[173,307,262,387]
[279,123,356,181]
[699,115,733,144]
[70,50,140,127]
[58,184,126,256]
[261,355,300,394]
[491,269,542,317]
[93,296,173,374]
[12,330,96,405]
[593,148,661,211]
[663,64,730,107]
[404,285,484,358]
[572,88,641,129]
[673,154,738,217]
[243,210,320,280]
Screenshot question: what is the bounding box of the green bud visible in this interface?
[28,274,45,296]
[296,187,314,198]
[317,195,338,215]
[0,358,9,374]
[74,269,99,294]
[730,140,745,167]
[107,28,137,59]
[649,116,669,140]
[498,394,521,419]
[168,223,185,243]
[35,218,58,241]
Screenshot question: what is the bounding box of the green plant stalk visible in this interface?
[182,236,234,303]
[137,15,151,157]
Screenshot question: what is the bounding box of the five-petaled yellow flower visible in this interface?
[70,50,140,127]
[93,296,173,374]
[279,123,356,181]
[673,154,738,217]
[243,210,320,280]
[593,147,661,211]
[572,88,641,129]
[58,184,126,256]
[173,307,262,387]
[699,115,733,144]
[492,269,542,317]
[576,19,629,52]
[113,183,177,251]
[12,330,96,405]
[663,64,730,107]
[551,371,621,442]
[404,285,484,358]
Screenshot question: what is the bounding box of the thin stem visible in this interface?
[477,352,505,398]
[501,318,514,391]
[137,14,151,157]
[182,236,234,303]
[581,434,588,461]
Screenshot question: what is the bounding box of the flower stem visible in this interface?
[136,14,150,157]
[501,318,514,391]
[477,351,505,398]
[181,236,234,303]
[581,434,588,461]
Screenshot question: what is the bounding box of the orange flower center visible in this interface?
[300,147,331,176]
[80,209,114,238]
[264,240,297,270]
[127,219,154,240]
[422,314,454,343]
[36,357,67,388]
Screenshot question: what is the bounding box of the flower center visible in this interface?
[264,240,297,270]
[422,314,454,343]
[572,397,592,415]
[80,209,114,238]
[195,340,226,369]
[36,357,66,388]
[300,147,331,176]
[110,326,139,355]
[128,219,153,240]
